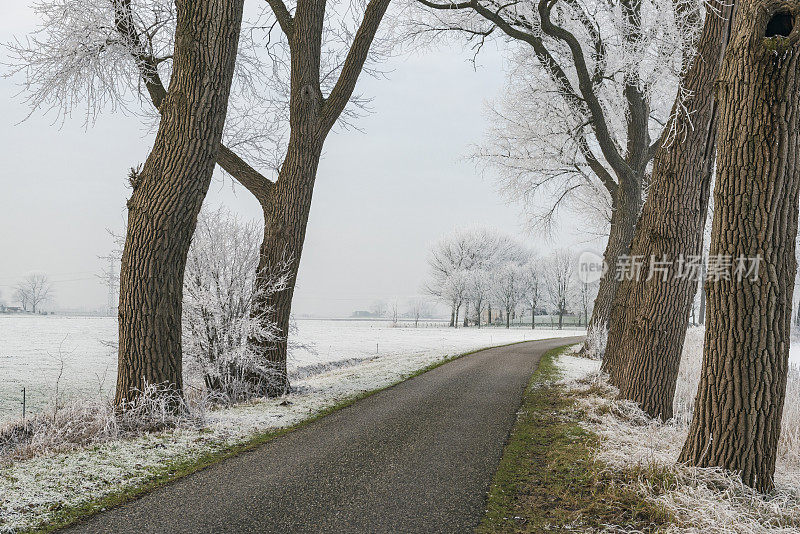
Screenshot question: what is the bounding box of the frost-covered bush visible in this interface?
[183,208,289,405]
[0,383,204,463]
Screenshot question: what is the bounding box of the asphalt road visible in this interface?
[65,336,582,534]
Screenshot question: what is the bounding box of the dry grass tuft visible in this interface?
[566,328,800,532]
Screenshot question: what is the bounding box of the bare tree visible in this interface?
[521,260,541,329]
[10,0,396,398]
[407,297,431,327]
[544,251,574,330]
[14,273,52,314]
[113,0,247,407]
[493,263,525,329]
[577,280,596,327]
[244,0,394,396]
[466,269,493,327]
[602,0,735,420]
[370,299,388,318]
[411,0,702,343]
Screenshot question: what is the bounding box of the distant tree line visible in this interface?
[424,228,596,330]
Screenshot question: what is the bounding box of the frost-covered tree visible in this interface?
[545,250,575,330]
[407,297,431,327]
[493,263,525,329]
[602,3,733,419]
[520,260,541,329]
[466,269,493,327]
[411,0,703,339]
[370,300,388,318]
[679,4,800,492]
[183,209,289,404]
[9,0,397,398]
[426,226,525,327]
[14,273,52,314]
[577,280,597,327]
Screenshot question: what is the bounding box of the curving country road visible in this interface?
[64,336,582,534]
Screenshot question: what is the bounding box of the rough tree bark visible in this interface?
[589,180,641,339]
[601,0,735,419]
[115,0,246,406]
[679,2,800,492]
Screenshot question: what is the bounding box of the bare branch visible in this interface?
[322,0,392,133]
[265,0,295,39]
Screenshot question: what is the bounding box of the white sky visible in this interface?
[0,3,594,317]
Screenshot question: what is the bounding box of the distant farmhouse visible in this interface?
[0,305,25,314]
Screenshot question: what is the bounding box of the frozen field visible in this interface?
[0,315,581,425]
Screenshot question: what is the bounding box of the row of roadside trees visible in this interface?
[412,0,799,494]
[10,0,800,495]
[425,228,596,330]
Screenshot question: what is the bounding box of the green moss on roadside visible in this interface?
[478,346,676,533]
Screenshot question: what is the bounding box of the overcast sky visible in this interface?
[0,4,593,317]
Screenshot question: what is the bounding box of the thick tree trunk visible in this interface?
[505,309,510,329]
[679,4,800,492]
[251,138,323,396]
[238,0,389,396]
[463,302,469,327]
[586,182,641,349]
[449,307,455,327]
[115,0,245,406]
[601,1,735,418]
[488,304,492,325]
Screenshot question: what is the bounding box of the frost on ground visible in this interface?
[557,329,800,533]
[0,324,577,533]
[0,316,579,424]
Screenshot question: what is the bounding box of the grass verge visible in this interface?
[478,346,677,533]
[24,338,553,534]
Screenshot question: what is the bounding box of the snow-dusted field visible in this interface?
[0,315,581,425]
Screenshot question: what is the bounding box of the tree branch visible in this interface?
[619,0,651,175]
[266,0,295,39]
[537,0,634,184]
[321,0,391,133]
[111,0,275,199]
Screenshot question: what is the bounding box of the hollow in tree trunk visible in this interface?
[679,3,800,492]
[601,0,735,418]
[115,0,245,406]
